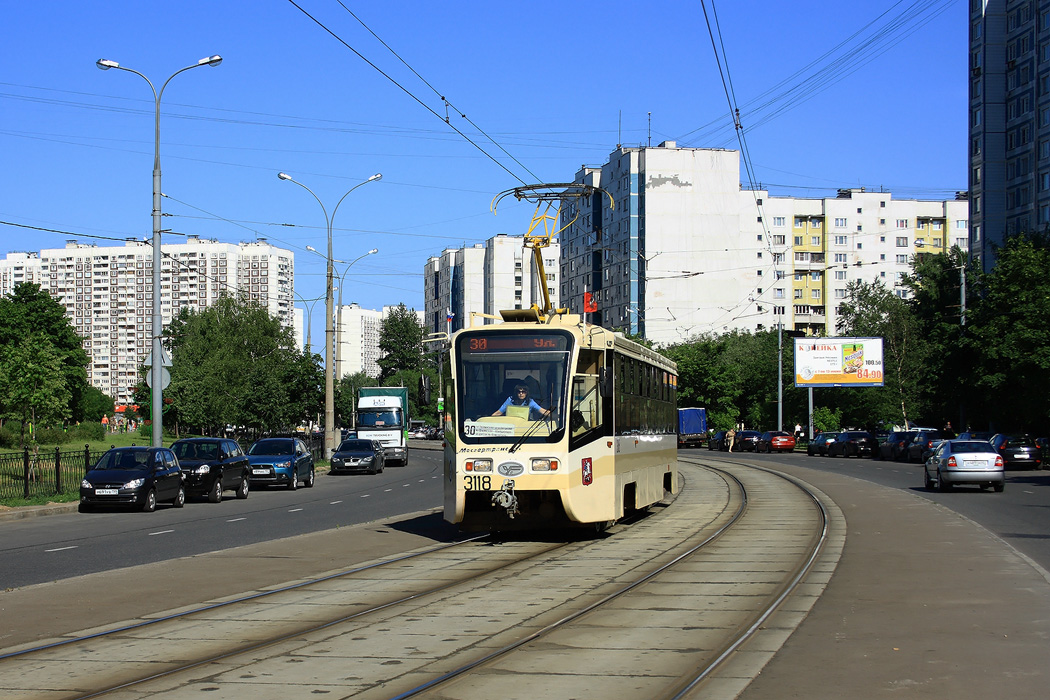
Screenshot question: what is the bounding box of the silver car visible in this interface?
[924,439,1005,492]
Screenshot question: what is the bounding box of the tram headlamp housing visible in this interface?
[466,459,492,472]
[531,458,558,472]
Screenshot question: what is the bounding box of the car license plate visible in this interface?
[95,488,118,496]
[252,468,269,475]
[963,460,985,467]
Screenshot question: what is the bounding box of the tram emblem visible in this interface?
[498,462,524,476]
[581,458,593,485]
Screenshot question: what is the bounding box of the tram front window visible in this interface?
[456,331,571,443]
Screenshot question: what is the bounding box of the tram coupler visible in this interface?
[491,479,519,519]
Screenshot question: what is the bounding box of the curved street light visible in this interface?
[279,172,382,458]
[97,55,222,448]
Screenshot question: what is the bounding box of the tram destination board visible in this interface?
[460,333,569,353]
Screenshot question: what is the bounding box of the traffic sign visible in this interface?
[146,366,171,390]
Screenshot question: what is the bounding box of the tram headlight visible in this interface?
[531,458,558,472]
[466,459,492,472]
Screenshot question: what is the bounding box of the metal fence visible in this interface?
[0,445,107,501]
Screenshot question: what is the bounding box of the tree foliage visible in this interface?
[377,304,425,381]
[0,334,72,442]
[162,295,322,435]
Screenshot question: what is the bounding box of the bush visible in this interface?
[70,422,105,442]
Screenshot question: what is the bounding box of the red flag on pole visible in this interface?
[583,292,597,313]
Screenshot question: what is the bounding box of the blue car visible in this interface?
[246,437,315,490]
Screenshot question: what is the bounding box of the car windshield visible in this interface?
[95,450,151,470]
[172,442,218,461]
[952,441,996,454]
[358,410,402,428]
[248,440,294,456]
[337,440,374,452]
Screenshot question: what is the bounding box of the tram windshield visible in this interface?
[455,330,571,443]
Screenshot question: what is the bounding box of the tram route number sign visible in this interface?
[793,337,884,388]
[463,420,514,437]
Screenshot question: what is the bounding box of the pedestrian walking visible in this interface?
[727,426,737,453]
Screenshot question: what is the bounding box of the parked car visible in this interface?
[411,429,428,439]
[80,446,185,513]
[956,431,993,442]
[734,430,762,452]
[924,439,1005,492]
[330,439,386,475]
[807,432,840,456]
[171,438,250,502]
[989,434,1043,470]
[756,431,796,453]
[906,429,949,463]
[708,430,728,451]
[828,430,879,458]
[880,431,916,461]
[246,437,315,490]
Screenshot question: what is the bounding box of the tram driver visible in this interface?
[491,383,552,421]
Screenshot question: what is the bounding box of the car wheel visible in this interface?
[994,482,1005,493]
[173,485,186,508]
[937,471,952,492]
[142,488,157,512]
[304,467,315,488]
[287,473,298,490]
[924,470,936,491]
[235,476,249,499]
[208,478,223,503]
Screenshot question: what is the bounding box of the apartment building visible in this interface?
[0,236,295,404]
[969,0,1050,271]
[560,142,969,345]
[423,235,560,336]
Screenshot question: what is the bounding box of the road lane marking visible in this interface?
[384,489,392,492]
[288,508,303,513]
[148,530,174,536]
[360,494,370,498]
[227,517,247,522]
[45,546,77,553]
[330,500,343,504]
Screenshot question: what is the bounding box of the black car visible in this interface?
[879,431,916,461]
[807,432,840,457]
[246,437,315,489]
[906,430,949,463]
[735,430,762,452]
[330,439,386,474]
[828,430,878,458]
[171,438,250,502]
[708,430,728,451]
[989,434,1043,470]
[80,446,185,513]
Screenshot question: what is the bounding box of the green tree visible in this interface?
[967,234,1050,433]
[76,385,115,424]
[335,371,372,428]
[377,304,425,381]
[163,295,322,435]
[0,282,89,422]
[0,334,72,444]
[836,280,925,428]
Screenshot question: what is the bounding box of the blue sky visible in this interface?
[1,1,965,331]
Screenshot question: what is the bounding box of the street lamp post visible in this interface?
[292,290,326,349]
[97,55,222,448]
[279,173,381,458]
[308,246,379,379]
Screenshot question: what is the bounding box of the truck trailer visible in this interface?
[677,407,708,448]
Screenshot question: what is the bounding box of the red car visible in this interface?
[757,431,796,453]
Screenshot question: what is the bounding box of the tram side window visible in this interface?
[571,350,603,438]
[613,353,676,435]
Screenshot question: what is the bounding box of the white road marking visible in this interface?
[148,530,174,536]
[288,508,303,513]
[45,546,77,553]
[330,500,343,504]
[227,517,247,522]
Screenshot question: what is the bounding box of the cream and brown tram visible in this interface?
[441,310,679,531]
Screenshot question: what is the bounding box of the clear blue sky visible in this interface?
[1,1,965,331]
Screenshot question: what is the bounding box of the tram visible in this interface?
[441,309,679,531]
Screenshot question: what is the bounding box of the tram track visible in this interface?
[0,458,842,700]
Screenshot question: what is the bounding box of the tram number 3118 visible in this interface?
[464,475,492,491]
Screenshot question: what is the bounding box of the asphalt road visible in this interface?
[0,447,446,590]
[692,446,1050,571]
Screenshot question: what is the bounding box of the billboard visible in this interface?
[794,337,884,387]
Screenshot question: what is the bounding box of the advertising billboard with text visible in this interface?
[794,337,884,387]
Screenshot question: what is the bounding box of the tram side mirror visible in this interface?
[419,375,431,405]
[599,367,613,397]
